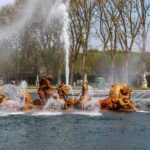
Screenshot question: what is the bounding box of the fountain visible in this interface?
[62,1,70,85]
[100,83,138,111]
[1,2,150,150]
[0,1,149,114]
[0,81,29,111]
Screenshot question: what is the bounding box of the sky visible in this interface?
[0,0,15,7]
[0,0,150,51]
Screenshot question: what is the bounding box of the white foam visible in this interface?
[0,111,25,117]
[136,110,150,113]
[31,111,63,116]
[70,111,102,117]
[0,110,102,117]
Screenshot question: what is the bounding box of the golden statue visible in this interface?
[100,83,137,111]
[37,76,57,104]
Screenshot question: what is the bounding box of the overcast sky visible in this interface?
[0,0,150,51]
[0,0,15,7]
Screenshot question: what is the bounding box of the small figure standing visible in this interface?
[141,73,148,88]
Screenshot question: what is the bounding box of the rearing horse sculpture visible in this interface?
[37,76,58,105]
[100,83,138,111]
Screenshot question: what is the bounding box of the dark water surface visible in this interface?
[0,112,150,150]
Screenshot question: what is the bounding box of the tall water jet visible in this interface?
[62,1,70,85]
[0,0,71,85]
[18,80,28,105]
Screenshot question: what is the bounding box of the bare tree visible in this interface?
[136,0,150,77]
[69,2,82,84]
[114,0,141,83]
[70,0,97,79]
[96,0,120,84]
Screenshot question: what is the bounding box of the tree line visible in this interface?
[0,0,150,86]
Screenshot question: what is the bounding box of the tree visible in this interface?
[96,0,120,84]
[70,0,97,79]
[114,0,141,83]
[136,0,150,77]
[69,1,82,84]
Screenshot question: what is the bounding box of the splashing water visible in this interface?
[43,98,65,111]
[3,84,20,102]
[68,85,74,99]
[18,80,28,105]
[83,98,100,111]
[2,84,22,111]
[2,81,28,111]
[88,85,94,96]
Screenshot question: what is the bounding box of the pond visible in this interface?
[0,111,150,150]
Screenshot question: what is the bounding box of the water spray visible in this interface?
[19,81,28,106]
[62,0,70,86]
